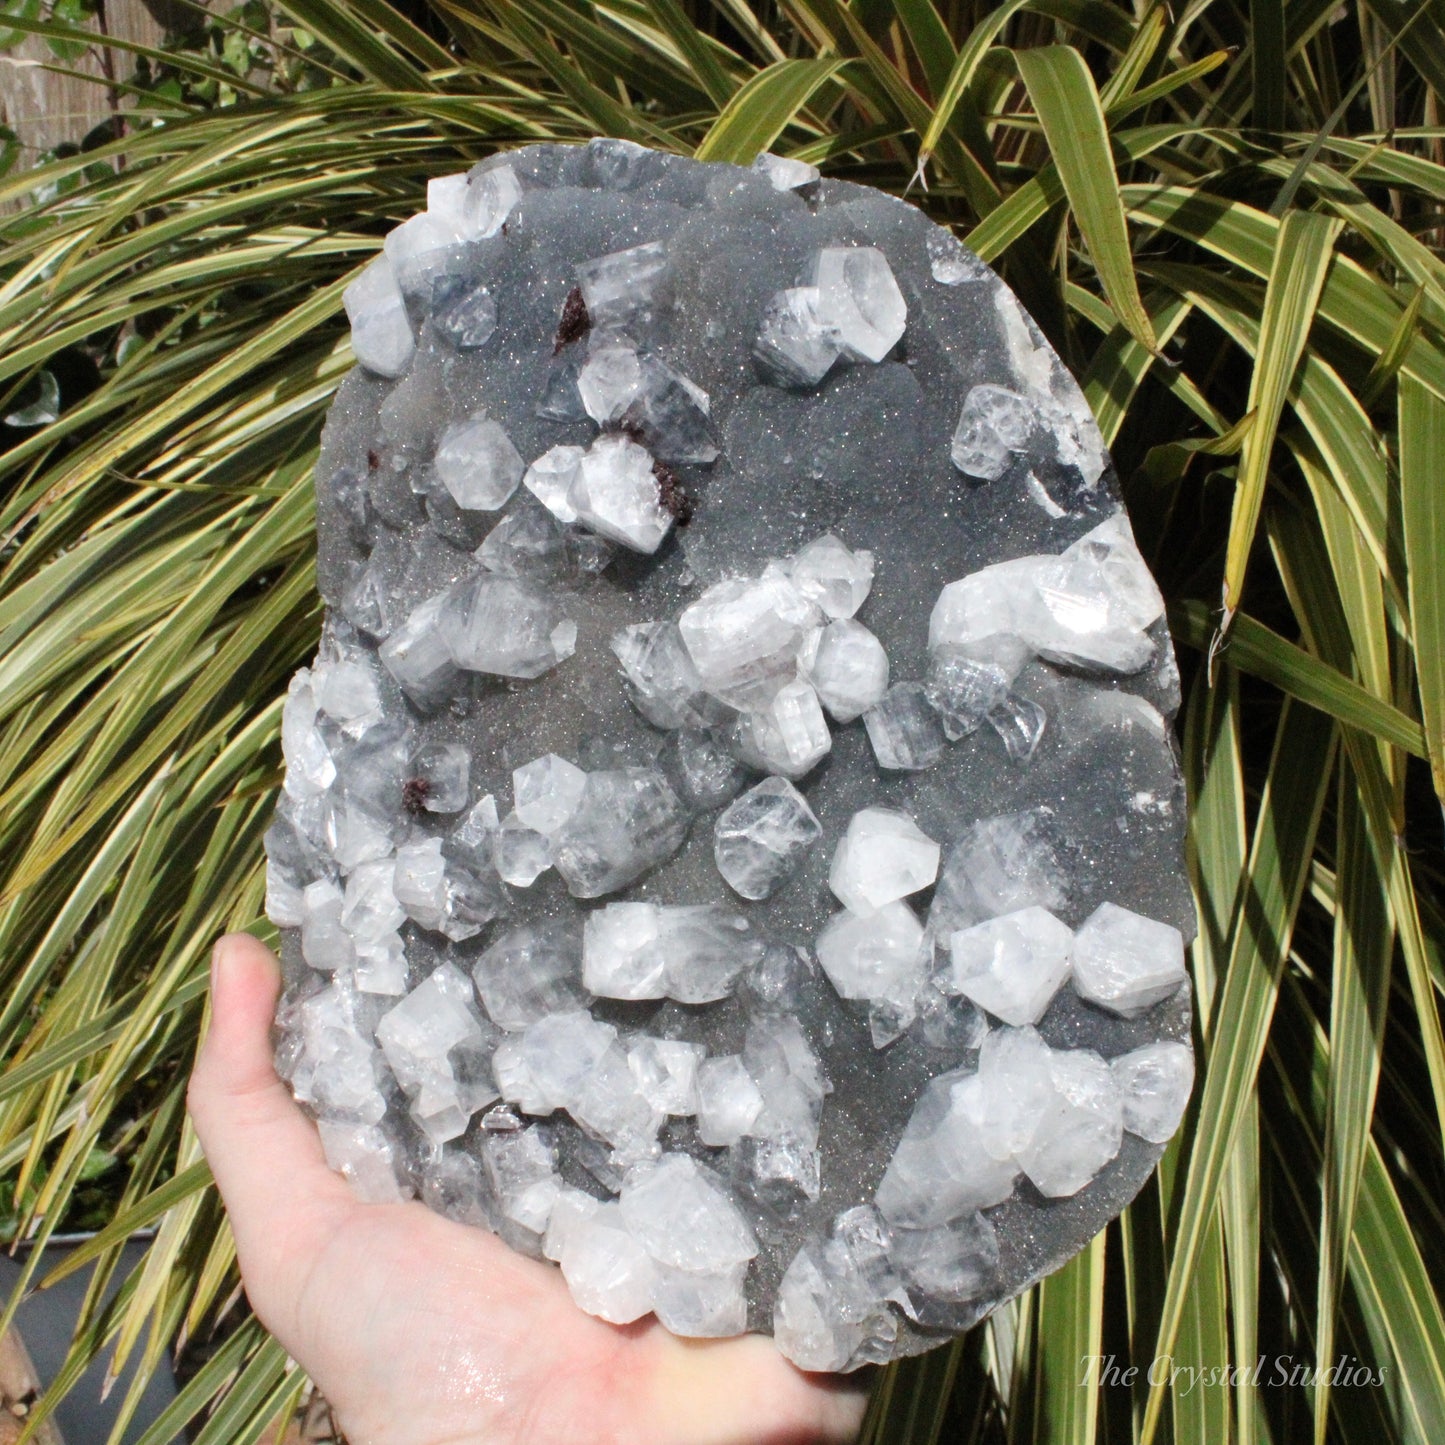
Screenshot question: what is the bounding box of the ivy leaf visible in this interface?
[0,0,39,51]
[46,0,96,61]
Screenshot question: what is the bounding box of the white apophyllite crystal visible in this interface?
[434,416,525,512]
[281,673,335,799]
[409,742,469,812]
[828,808,940,917]
[627,1037,706,1116]
[809,618,889,722]
[891,1212,1000,1327]
[300,878,352,972]
[754,286,840,387]
[427,163,521,240]
[1071,901,1186,1016]
[384,212,466,295]
[436,574,573,679]
[926,229,989,285]
[988,693,1047,762]
[928,558,1046,658]
[376,963,497,1145]
[559,1203,657,1323]
[281,979,388,1126]
[512,753,588,836]
[752,247,907,386]
[340,858,404,945]
[943,906,1073,1026]
[1111,1040,1194,1142]
[610,620,720,730]
[317,1120,409,1203]
[582,901,762,1003]
[972,1027,1123,1198]
[471,921,587,1031]
[493,1010,617,1115]
[815,901,927,1007]
[929,515,1164,677]
[814,246,907,363]
[924,648,1016,738]
[619,1154,759,1272]
[576,342,643,424]
[1021,514,1164,673]
[463,163,522,238]
[950,384,1036,480]
[928,809,1069,941]
[522,443,585,523]
[678,571,820,709]
[713,776,822,900]
[542,1185,603,1262]
[576,240,669,328]
[567,433,673,553]
[651,1261,748,1337]
[550,768,689,898]
[787,533,875,618]
[773,1212,903,1371]
[493,812,551,887]
[731,678,831,779]
[876,1072,1017,1228]
[432,274,497,349]
[483,1127,561,1242]
[312,656,382,731]
[393,837,448,927]
[343,256,415,378]
[1014,1046,1123,1198]
[752,151,821,191]
[575,345,715,464]
[863,684,946,771]
[694,1055,765,1146]
[378,593,461,707]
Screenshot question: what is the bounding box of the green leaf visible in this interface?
[694,57,850,163]
[1140,699,1337,1445]
[641,0,736,108]
[914,0,1029,179]
[0,0,39,51]
[890,0,956,97]
[1314,772,1391,1445]
[188,1334,295,1445]
[273,0,450,82]
[1014,45,1157,354]
[46,0,93,61]
[37,1159,211,1288]
[1399,374,1445,807]
[1223,209,1343,619]
[1030,1235,1104,1445]
[1169,599,1426,757]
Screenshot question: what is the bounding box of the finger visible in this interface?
[188,934,354,1304]
[641,1333,869,1445]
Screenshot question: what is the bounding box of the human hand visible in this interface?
[187,933,868,1445]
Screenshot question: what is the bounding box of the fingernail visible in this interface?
[211,936,232,986]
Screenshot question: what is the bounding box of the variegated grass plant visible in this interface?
[0,1,1442,1441]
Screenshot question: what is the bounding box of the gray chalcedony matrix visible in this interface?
[266,138,1197,1370]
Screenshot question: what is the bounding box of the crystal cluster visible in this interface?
[270,140,1195,1370]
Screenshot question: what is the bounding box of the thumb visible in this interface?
[188,933,354,1314]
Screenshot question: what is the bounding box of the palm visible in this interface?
[188,934,864,1445]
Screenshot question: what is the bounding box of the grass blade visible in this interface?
[1015,46,1157,354]
[1139,698,1337,1445]
[1169,599,1426,757]
[1399,374,1445,810]
[694,58,850,163]
[1223,209,1343,621]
